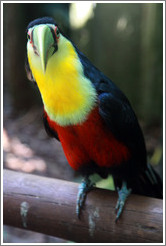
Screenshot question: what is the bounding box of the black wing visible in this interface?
[98,80,141,143]
[98,79,147,164]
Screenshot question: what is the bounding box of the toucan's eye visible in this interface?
[27,33,30,40]
[27,30,33,44]
[56,28,60,36]
[55,27,60,39]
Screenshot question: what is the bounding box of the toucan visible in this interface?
[26,17,162,221]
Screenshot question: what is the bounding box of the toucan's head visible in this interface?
[26,17,97,126]
[26,17,63,74]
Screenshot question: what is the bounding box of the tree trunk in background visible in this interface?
[90,3,143,114]
[140,3,163,124]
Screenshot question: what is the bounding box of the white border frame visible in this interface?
[1,1,165,245]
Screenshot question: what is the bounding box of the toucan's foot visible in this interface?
[76,177,94,218]
[115,181,132,222]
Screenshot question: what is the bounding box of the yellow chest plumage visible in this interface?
[27,36,97,126]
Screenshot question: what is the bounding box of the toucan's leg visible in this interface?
[115,181,132,222]
[76,176,94,218]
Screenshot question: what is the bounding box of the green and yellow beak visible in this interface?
[32,25,57,72]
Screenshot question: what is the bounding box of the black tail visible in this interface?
[131,164,163,199]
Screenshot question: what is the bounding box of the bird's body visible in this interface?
[44,106,130,173]
[26,17,162,221]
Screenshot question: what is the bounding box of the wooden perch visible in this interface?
[3,169,163,243]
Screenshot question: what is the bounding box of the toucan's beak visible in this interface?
[33,25,57,73]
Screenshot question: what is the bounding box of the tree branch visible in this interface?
[3,169,163,243]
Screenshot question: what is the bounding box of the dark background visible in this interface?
[3,2,163,243]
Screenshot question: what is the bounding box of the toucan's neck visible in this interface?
[28,36,97,126]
